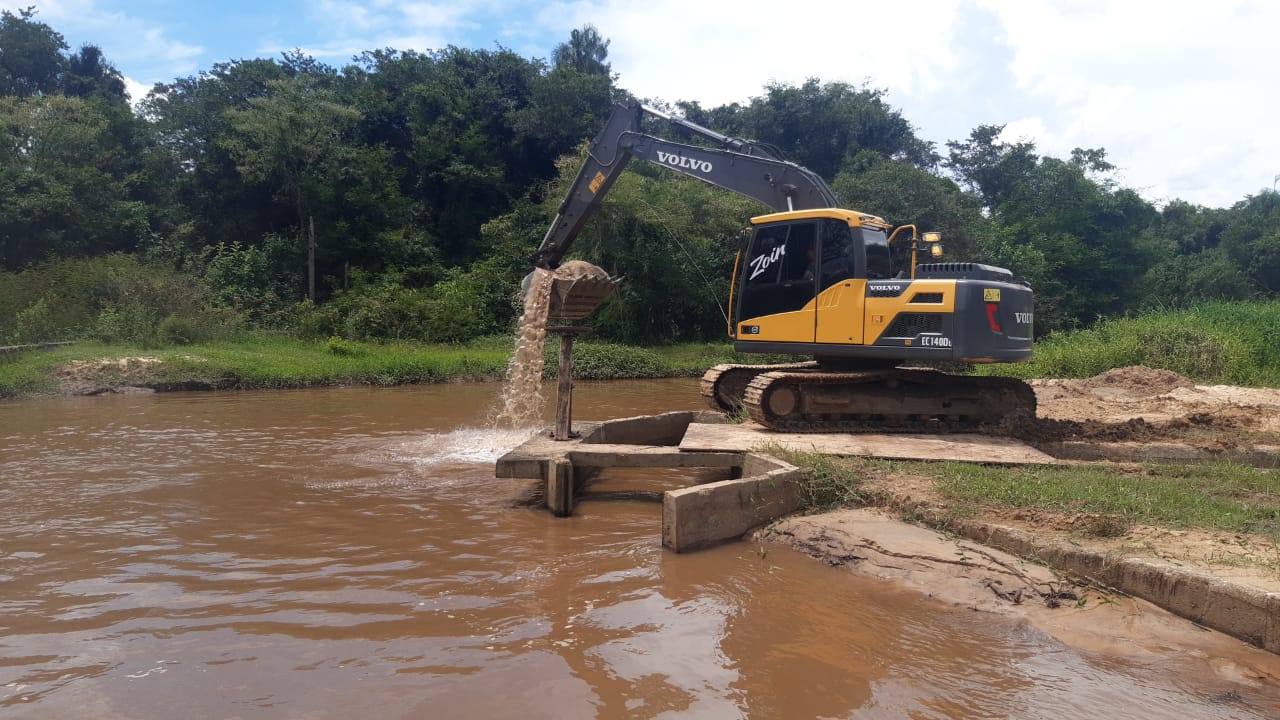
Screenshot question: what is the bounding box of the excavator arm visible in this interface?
[531,102,838,269]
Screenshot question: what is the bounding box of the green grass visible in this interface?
[759,444,869,510]
[0,335,514,398]
[981,300,1280,386]
[0,335,797,399]
[773,451,1280,537]
[888,460,1280,536]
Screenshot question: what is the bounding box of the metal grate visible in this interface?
[882,313,942,337]
[910,292,943,304]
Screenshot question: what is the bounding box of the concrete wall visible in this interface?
[951,520,1280,654]
[663,461,805,553]
[580,411,723,446]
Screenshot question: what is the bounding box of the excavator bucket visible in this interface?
[547,262,622,321]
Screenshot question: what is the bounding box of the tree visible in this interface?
[1218,191,1280,293]
[552,24,611,76]
[0,95,146,269]
[944,124,1038,210]
[142,57,295,261]
[0,8,65,97]
[733,79,937,179]
[63,44,127,102]
[832,153,988,262]
[983,156,1158,332]
[219,74,365,297]
[221,75,361,232]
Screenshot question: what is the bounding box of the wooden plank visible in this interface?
[678,421,1058,465]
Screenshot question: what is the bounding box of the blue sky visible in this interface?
[6,0,1280,209]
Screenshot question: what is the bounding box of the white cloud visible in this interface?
[121,75,149,107]
[521,0,1280,207]
[537,0,966,106]
[969,0,1280,205]
[0,0,205,83]
[299,0,489,57]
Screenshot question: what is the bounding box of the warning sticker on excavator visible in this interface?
[588,171,606,194]
[984,288,1001,302]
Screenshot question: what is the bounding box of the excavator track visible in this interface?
[739,368,1036,433]
[700,362,818,413]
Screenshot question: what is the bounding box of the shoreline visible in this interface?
[0,340,735,401]
[759,507,1280,691]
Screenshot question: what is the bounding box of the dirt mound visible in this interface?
[1018,366,1280,447]
[1078,365,1195,394]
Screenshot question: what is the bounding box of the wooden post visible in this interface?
[549,326,592,441]
[556,332,575,440]
[308,216,316,302]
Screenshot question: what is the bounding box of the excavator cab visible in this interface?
[731,207,1034,369]
[733,209,890,349]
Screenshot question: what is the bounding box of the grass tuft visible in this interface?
[759,443,868,511]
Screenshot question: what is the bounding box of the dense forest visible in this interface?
[2,9,1278,348]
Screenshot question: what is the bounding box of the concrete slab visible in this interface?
[1042,440,1280,469]
[679,421,1058,465]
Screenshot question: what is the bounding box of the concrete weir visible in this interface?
[494,411,1051,552]
[495,411,807,552]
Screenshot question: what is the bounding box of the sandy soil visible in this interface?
[1019,365,1280,447]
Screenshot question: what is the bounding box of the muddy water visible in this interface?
[2,380,1277,719]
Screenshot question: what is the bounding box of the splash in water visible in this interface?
[494,268,555,428]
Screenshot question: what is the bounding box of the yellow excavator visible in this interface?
[531,102,1036,432]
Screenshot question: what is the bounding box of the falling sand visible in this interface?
[494,268,556,428]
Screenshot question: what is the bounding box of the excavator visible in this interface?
[531,102,1036,432]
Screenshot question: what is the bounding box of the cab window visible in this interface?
[818,219,857,290]
[863,228,894,279]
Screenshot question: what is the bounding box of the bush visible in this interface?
[13,298,58,343]
[323,335,364,356]
[986,300,1280,386]
[0,255,245,347]
[544,341,667,379]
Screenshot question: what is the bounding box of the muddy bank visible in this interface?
[762,508,1280,693]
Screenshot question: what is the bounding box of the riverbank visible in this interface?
[0,337,768,400]
[757,370,1280,657]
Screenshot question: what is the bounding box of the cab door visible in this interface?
[815,220,865,345]
[735,221,817,344]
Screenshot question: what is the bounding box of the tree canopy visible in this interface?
[2,13,1278,347]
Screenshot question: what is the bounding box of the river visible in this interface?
[1,379,1276,718]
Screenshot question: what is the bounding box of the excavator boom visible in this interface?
[532,103,836,269]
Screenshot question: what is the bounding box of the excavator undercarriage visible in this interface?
[701,364,1036,433]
